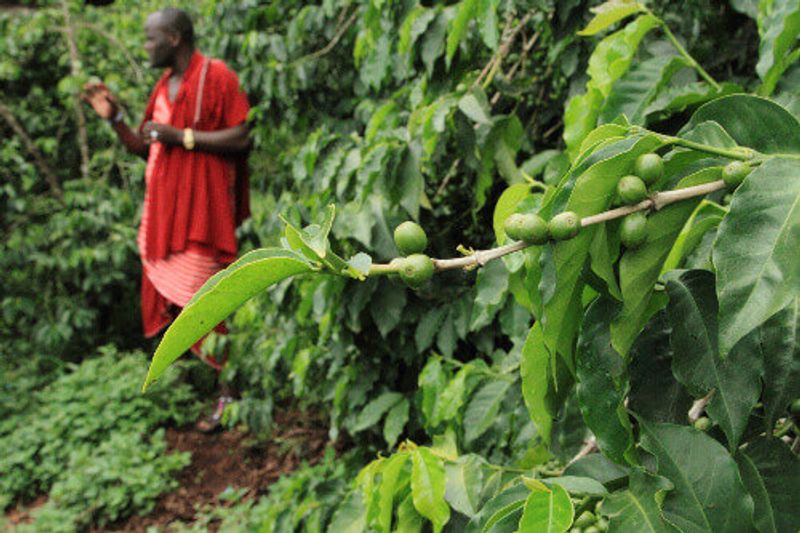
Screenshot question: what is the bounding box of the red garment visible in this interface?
[139,51,250,349]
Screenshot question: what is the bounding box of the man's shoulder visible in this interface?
[206,58,240,81]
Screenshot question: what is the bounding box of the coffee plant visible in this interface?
[141,1,800,531]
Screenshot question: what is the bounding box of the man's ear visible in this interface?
[167,30,181,48]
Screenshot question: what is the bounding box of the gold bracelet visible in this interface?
[183,128,195,150]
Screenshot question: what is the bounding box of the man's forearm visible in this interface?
[191,124,250,154]
[111,120,148,159]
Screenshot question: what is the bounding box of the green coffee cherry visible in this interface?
[620,212,648,249]
[634,153,663,185]
[394,221,428,255]
[548,211,581,241]
[574,511,596,528]
[399,253,434,288]
[722,161,751,189]
[504,213,549,245]
[617,175,648,205]
[584,526,601,533]
[694,416,712,431]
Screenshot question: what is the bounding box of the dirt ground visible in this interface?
[6,409,331,532]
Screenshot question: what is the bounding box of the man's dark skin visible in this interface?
[83,9,249,156]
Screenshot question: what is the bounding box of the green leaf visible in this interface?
[543,134,663,362]
[477,0,499,50]
[541,476,609,497]
[493,184,534,244]
[588,14,660,97]
[421,12,448,76]
[576,298,636,465]
[396,492,425,533]
[611,166,722,356]
[329,491,368,533]
[760,298,800,430]
[520,323,554,445]
[639,421,755,533]
[578,0,645,36]
[463,379,511,445]
[353,392,403,432]
[644,82,742,124]
[578,123,631,160]
[466,483,528,533]
[564,88,604,159]
[684,94,800,154]
[564,454,630,488]
[713,158,800,356]
[411,448,450,533]
[601,468,678,533]
[398,6,436,57]
[566,11,662,159]
[419,358,446,426]
[458,88,492,125]
[665,269,763,449]
[370,282,407,338]
[142,249,313,390]
[384,398,410,449]
[628,312,693,424]
[661,200,726,273]
[445,454,484,518]
[756,0,800,96]
[446,0,478,66]
[377,452,410,533]
[589,221,623,300]
[516,483,574,533]
[432,365,472,426]
[735,437,800,533]
[600,55,690,125]
[416,307,447,352]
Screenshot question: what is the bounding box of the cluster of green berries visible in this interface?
[572,501,608,533]
[503,211,580,245]
[613,153,664,249]
[392,221,434,288]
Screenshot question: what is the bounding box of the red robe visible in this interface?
[138,51,250,364]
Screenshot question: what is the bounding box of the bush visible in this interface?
[0,345,200,517]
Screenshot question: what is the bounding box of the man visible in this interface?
[83,8,250,431]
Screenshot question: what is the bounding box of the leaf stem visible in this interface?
[654,17,720,91]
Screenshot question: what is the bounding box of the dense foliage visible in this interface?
[2,0,799,531]
[0,346,199,530]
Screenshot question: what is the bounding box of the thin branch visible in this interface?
[0,100,63,200]
[292,9,359,65]
[61,0,90,180]
[566,437,598,467]
[374,179,729,274]
[490,29,540,106]
[478,10,535,90]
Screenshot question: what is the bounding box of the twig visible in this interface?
[478,10,535,90]
[490,29,540,106]
[60,0,90,180]
[688,390,715,423]
[376,179,729,274]
[0,100,63,199]
[292,9,358,65]
[566,437,597,467]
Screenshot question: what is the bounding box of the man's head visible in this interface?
[144,8,194,68]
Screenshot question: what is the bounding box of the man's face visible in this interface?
[144,14,177,69]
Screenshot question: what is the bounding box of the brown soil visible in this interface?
[6,408,331,532]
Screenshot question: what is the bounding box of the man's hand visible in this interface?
[81,82,119,120]
[142,121,182,146]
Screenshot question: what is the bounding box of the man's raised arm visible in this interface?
[82,82,149,159]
